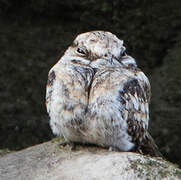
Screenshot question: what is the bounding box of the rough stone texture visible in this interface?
[0,140,181,180]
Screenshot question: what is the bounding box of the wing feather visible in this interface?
[119,70,150,143]
[46,61,94,139]
[119,69,161,156]
[88,66,152,152]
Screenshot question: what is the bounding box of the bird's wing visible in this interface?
[120,69,151,139]
[118,69,162,157]
[88,66,152,152]
[46,63,92,116]
[89,67,150,128]
[46,62,94,137]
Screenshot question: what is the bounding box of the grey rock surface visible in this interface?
[0,140,180,180]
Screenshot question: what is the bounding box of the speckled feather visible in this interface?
[46,31,162,157]
[46,59,94,142]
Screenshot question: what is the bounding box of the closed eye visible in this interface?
[76,46,88,57]
[77,48,86,54]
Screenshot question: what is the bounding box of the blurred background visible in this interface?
[0,0,181,167]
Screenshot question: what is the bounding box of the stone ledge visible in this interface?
[0,139,180,180]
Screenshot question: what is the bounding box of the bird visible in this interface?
[46,31,162,157]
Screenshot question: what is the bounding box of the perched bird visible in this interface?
[46,31,162,157]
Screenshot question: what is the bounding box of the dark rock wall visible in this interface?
[0,0,181,166]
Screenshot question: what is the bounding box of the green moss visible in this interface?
[50,137,74,153]
[129,157,181,179]
[175,169,181,179]
[0,148,11,156]
[51,137,65,143]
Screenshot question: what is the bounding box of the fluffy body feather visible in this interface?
[46,31,161,156]
[88,58,150,152]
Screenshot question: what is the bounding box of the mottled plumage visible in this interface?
[46,31,161,157]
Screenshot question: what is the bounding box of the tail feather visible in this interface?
[135,131,164,158]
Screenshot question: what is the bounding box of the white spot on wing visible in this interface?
[129,94,139,111]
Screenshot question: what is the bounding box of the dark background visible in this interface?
[0,0,181,167]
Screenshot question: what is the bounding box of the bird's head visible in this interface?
[62,31,127,66]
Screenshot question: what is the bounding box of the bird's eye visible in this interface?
[77,48,86,55]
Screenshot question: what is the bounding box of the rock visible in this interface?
[0,139,180,180]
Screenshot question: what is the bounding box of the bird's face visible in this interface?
[63,31,126,65]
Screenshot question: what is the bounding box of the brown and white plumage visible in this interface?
[46,56,94,142]
[89,58,160,156]
[46,31,161,157]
